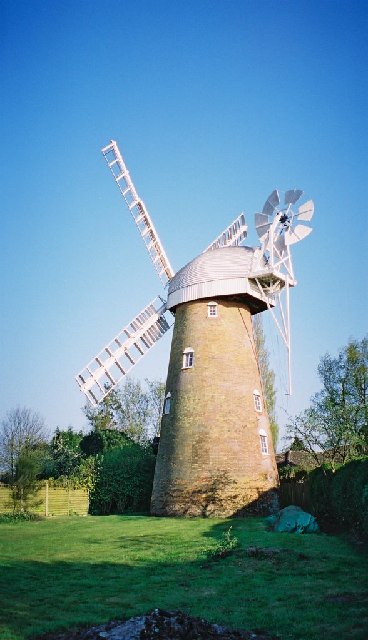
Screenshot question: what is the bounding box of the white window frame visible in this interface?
[182,347,194,369]
[259,428,269,454]
[207,301,218,318]
[163,392,171,415]
[253,389,262,413]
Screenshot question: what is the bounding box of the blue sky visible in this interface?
[1,0,367,447]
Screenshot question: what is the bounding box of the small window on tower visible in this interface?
[183,347,194,369]
[260,434,268,454]
[163,392,171,415]
[207,301,218,318]
[259,429,269,454]
[253,390,262,412]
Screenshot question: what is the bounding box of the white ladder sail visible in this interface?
[203,213,248,252]
[101,140,174,285]
[76,297,173,405]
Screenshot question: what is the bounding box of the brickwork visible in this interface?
[151,298,279,516]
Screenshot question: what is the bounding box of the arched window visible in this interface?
[207,301,218,318]
[259,428,269,454]
[253,389,262,412]
[182,347,194,369]
[163,392,171,415]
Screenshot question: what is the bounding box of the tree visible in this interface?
[50,428,84,477]
[289,436,305,451]
[112,378,155,442]
[84,378,165,443]
[253,315,279,446]
[82,385,160,513]
[10,447,44,513]
[286,336,368,465]
[0,407,48,482]
[144,379,165,436]
[83,389,119,432]
[79,428,134,456]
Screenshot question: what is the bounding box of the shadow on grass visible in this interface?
[1,517,368,640]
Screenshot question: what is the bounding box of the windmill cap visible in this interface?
[166,246,270,313]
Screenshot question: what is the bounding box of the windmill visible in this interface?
[76,140,314,517]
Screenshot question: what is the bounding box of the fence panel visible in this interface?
[0,486,12,512]
[0,483,88,516]
[68,489,89,516]
[279,482,312,512]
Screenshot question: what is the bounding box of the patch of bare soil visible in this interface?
[244,546,310,562]
[35,609,279,640]
[326,592,368,605]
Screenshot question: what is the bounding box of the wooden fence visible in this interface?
[0,480,311,517]
[279,482,312,512]
[0,482,89,516]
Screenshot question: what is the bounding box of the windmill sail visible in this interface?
[284,189,303,205]
[203,213,247,252]
[297,199,314,221]
[102,140,174,285]
[76,297,173,405]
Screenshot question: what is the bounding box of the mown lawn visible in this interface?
[0,515,367,640]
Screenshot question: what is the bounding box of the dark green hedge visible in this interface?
[80,429,135,457]
[89,445,156,515]
[308,458,368,535]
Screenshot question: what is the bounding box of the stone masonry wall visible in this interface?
[151,298,279,516]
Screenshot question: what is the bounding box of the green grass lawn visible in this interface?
[0,515,367,640]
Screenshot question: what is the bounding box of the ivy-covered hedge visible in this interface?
[308,458,368,536]
[89,444,156,515]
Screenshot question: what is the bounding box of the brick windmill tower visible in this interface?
[76,140,314,517]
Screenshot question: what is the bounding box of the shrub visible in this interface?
[79,431,104,456]
[202,526,239,561]
[331,459,368,534]
[309,458,368,535]
[89,444,156,514]
[308,464,335,521]
[80,429,136,457]
[0,511,43,523]
[278,465,308,483]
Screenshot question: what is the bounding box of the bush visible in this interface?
[80,429,135,457]
[202,526,239,561]
[332,459,368,535]
[308,465,335,521]
[89,444,156,515]
[0,511,43,523]
[278,465,308,483]
[309,458,368,535]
